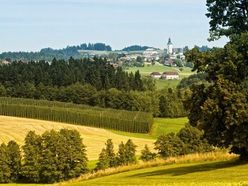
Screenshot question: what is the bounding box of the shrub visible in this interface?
[155,133,184,158]
[140,145,156,162]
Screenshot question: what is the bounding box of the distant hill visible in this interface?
[0,43,112,61]
[122,45,153,51]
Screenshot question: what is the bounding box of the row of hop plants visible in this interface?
[0,97,153,133]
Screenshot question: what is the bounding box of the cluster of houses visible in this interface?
[119,38,186,64]
[150,71,180,80]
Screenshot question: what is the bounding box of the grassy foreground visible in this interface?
[77,160,247,186]
[7,152,247,186]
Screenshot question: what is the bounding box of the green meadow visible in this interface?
[111,117,188,139]
[126,65,194,89]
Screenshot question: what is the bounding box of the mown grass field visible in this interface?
[0,116,154,160]
[7,152,247,186]
[76,160,248,186]
[126,64,194,89]
[111,117,188,139]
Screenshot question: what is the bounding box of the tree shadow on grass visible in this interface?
[128,160,246,178]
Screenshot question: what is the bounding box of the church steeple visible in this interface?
[167,37,173,55]
[167,38,172,45]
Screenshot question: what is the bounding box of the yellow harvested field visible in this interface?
[0,116,154,160]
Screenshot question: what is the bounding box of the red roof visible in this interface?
[150,72,161,76]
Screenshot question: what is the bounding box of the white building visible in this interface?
[161,72,180,80]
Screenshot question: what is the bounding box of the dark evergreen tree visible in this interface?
[134,70,144,91]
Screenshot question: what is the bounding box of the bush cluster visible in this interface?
[155,125,213,158]
[95,139,137,171]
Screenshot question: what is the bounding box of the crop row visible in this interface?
[0,98,153,133]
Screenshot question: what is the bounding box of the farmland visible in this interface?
[0,116,154,160]
[0,97,153,133]
[111,117,188,139]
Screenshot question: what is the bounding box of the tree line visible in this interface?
[0,129,88,183]
[0,43,112,61]
[0,125,213,184]
[0,58,145,91]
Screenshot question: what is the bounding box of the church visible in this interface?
[167,38,173,55]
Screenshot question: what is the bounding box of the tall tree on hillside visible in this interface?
[124,139,137,165]
[95,148,109,171]
[185,33,248,160]
[7,141,21,182]
[58,129,88,179]
[206,0,248,40]
[0,143,11,183]
[116,142,126,166]
[22,131,42,183]
[105,139,116,167]
[134,71,144,91]
[39,130,62,183]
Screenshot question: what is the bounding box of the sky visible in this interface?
[0,0,228,52]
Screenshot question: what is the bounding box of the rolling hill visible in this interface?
[0,116,154,160]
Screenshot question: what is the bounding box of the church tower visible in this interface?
[167,38,173,55]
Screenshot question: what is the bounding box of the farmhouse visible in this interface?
[161,72,179,80]
[150,72,162,79]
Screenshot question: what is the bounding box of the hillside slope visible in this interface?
[0,116,154,160]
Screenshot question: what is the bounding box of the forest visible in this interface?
[0,58,187,117]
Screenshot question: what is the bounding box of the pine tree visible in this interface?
[116,142,126,166]
[124,139,137,164]
[7,141,21,182]
[95,148,109,171]
[140,145,156,162]
[105,139,116,167]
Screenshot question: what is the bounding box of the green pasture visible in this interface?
[8,159,248,186]
[111,117,188,139]
[77,160,248,186]
[126,65,194,89]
